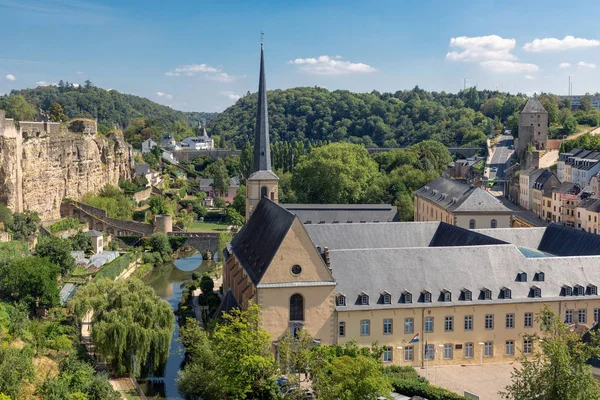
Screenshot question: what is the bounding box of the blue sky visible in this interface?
[2,0,600,112]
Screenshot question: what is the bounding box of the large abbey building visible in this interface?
[223,45,600,367]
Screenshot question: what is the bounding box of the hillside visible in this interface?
[3,83,216,132]
[207,86,529,149]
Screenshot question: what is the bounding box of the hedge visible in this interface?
[117,236,143,247]
[168,236,188,251]
[385,366,468,400]
[94,253,135,281]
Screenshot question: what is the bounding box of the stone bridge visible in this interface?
[168,232,220,256]
[61,202,155,236]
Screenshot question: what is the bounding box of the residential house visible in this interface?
[447,156,484,181]
[162,151,178,164]
[590,172,600,196]
[530,169,560,218]
[199,177,240,203]
[141,138,157,153]
[414,177,512,229]
[134,164,162,186]
[551,182,582,226]
[180,127,214,150]
[557,149,600,185]
[519,168,543,211]
[576,198,600,234]
[542,187,554,223]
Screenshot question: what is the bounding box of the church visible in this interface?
[223,44,600,367]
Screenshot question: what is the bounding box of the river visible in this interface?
[139,253,215,399]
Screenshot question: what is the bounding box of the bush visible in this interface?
[385,366,467,400]
[168,236,188,252]
[48,218,81,233]
[142,252,163,265]
[213,198,226,208]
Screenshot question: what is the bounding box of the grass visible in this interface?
[187,221,230,232]
[123,390,143,400]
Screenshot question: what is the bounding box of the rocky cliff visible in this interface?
[0,114,134,220]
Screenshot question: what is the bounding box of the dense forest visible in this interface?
[207,86,531,149]
[0,82,215,134]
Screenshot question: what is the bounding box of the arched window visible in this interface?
[261,186,268,198]
[491,219,497,229]
[469,219,476,229]
[290,294,304,321]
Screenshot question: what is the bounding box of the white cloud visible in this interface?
[206,72,237,82]
[165,63,220,77]
[220,91,241,101]
[36,80,47,86]
[559,62,572,69]
[156,92,173,99]
[525,75,535,80]
[72,83,80,88]
[445,35,516,62]
[5,74,15,81]
[480,60,539,73]
[288,55,375,75]
[524,36,600,52]
[75,71,85,76]
[578,61,596,69]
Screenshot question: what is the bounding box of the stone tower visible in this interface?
[517,98,548,156]
[245,43,279,221]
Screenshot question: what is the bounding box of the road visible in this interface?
[489,134,514,180]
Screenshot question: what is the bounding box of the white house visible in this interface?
[141,138,157,153]
[180,126,214,150]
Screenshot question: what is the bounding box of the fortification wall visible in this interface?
[0,111,134,220]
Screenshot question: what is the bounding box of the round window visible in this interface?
[291,264,302,275]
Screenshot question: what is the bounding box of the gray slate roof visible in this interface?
[332,244,600,311]
[231,198,295,285]
[199,177,240,188]
[135,164,150,175]
[579,197,600,213]
[86,230,102,237]
[416,177,511,213]
[521,98,548,114]
[474,227,546,249]
[282,203,398,224]
[252,44,272,174]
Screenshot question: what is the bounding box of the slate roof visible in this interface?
[199,177,240,188]
[213,289,239,319]
[474,227,546,249]
[86,230,102,237]
[521,98,548,114]
[331,244,600,311]
[554,181,581,194]
[135,164,150,175]
[231,198,296,285]
[282,203,399,224]
[416,177,511,213]
[579,197,600,213]
[304,221,440,250]
[532,169,555,190]
[429,222,508,247]
[538,224,600,257]
[252,44,272,174]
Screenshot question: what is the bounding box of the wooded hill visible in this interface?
[207,86,530,149]
[3,83,216,132]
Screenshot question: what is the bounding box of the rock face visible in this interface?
[0,112,134,220]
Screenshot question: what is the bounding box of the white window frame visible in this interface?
[423,292,432,303]
[443,343,453,359]
[506,313,514,329]
[384,318,394,335]
[336,295,346,306]
[565,286,573,296]
[464,315,473,331]
[464,342,474,358]
[404,292,412,303]
[444,316,454,332]
[590,285,598,296]
[443,291,451,302]
[425,317,434,333]
[383,293,391,304]
[403,318,413,334]
[404,346,414,361]
[523,339,533,355]
[464,290,472,301]
[533,287,542,298]
[565,310,573,324]
[484,290,492,300]
[485,314,494,330]
[360,320,370,336]
[361,294,369,305]
[579,309,587,324]
[484,342,493,357]
[339,321,345,337]
[506,340,515,356]
[524,312,533,328]
[383,347,393,363]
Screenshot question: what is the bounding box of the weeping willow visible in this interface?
[70,278,175,377]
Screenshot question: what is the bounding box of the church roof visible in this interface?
[282,203,398,224]
[429,222,508,247]
[213,289,239,319]
[231,198,295,285]
[252,44,273,174]
[538,223,600,257]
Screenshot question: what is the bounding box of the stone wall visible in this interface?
[133,187,152,203]
[0,111,134,220]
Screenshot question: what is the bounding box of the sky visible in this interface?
[2,0,600,112]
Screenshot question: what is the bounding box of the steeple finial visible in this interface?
[252,39,271,172]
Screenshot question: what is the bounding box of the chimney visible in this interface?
[323,247,331,273]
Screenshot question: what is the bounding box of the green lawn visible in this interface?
[187,221,230,232]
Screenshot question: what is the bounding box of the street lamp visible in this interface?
[479,342,485,366]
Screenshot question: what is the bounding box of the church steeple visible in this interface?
[245,41,279,221]
[253,43,272,173]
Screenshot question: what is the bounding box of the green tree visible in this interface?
[149,232,173,261]
[564,115,578,134]
[48,103,69,122]
[240,142,254,178]
[147,195,173,216]
[0,241,28,268]
[231,184,246,216]
[68,230,92,252]
[177,304,278,399]
[7,210,40,242]
[293,143,382,204]
[225,207,244,227]
[206,158,230,197]
[0,204,13,230]
[501,306,600,399]
[0,345,35,399]
[5,95,36,121]
[312,354,392,400]
[199,274,214,296]
[70,278,175,377]
[0,256,59,309]
[35,236,76,276]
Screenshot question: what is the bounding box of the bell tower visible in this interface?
[246,42,279,220]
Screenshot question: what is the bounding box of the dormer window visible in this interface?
[517,272,527,282]
[482,288,492,300]
[588,285,598,296]
[502,287,512,299]
[532,286,542,298]
[442,289,451,302]
[564,286,572,296]
[422,290,432,303]
[575,285,585,296]
[534,271,545,282]
[336,294,346,307]
[360,293,370,305]
[462,289,472,301]
[404,291,412,304]
[382,292,392,305]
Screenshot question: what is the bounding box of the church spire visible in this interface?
[253,43,272,173]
